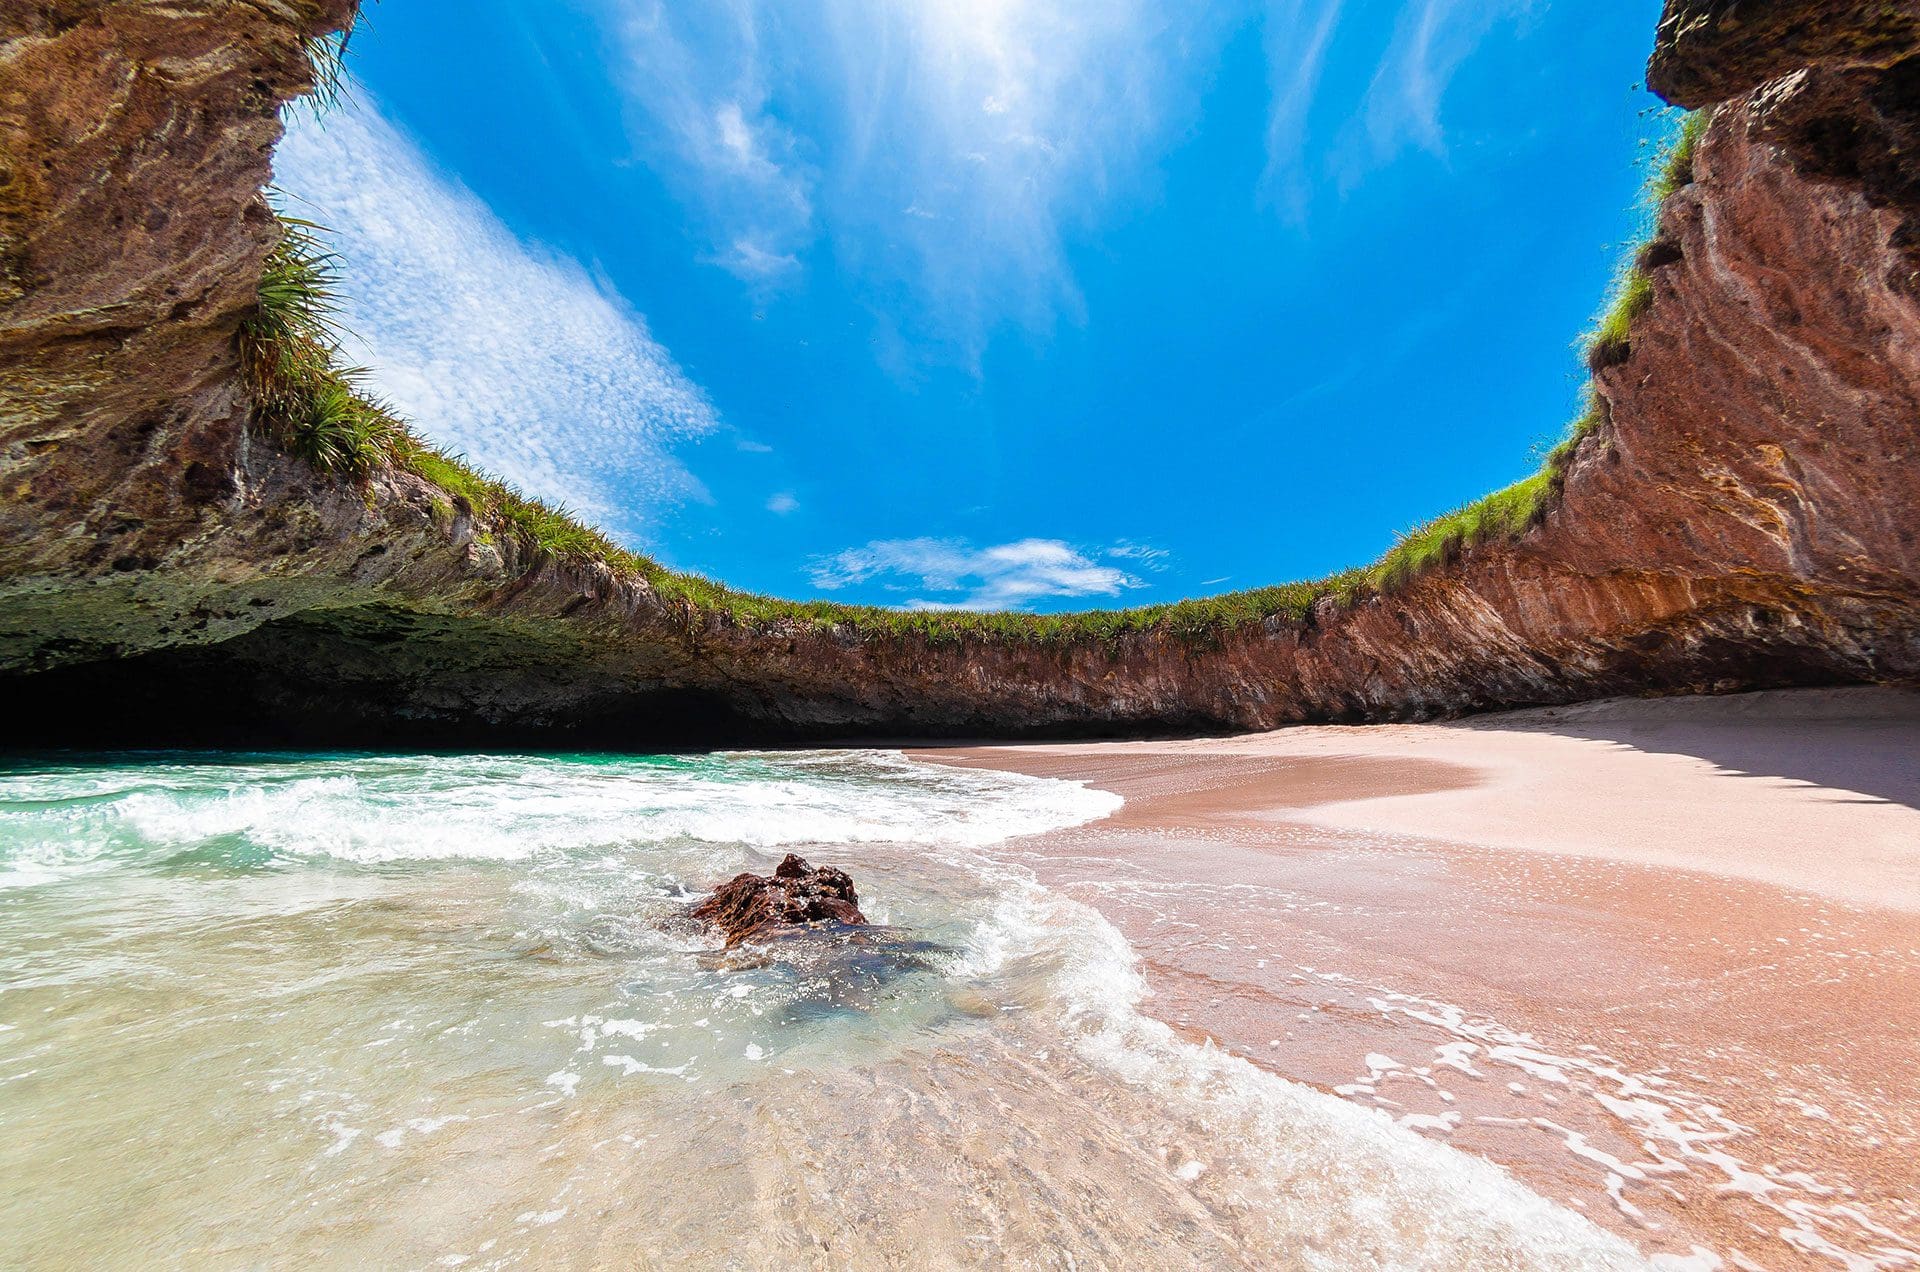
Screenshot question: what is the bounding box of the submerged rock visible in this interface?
[699,927,956,1020]
[690,853,868,947]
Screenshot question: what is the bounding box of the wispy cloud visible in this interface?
[603,0,1218,358]
[1264,0,1532,202]
[1352,0,1532,166]
[275,96,718,541]
[809,537,1146,610]
[825,0,1190,347]
[605,2,814,288]
[601,0,1532,358]
[766,492,799,514]
[1261,0,1347,208]
[714,238,801,280]
[1106,540,1173,571]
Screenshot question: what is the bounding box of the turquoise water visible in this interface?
[0,751,1644,1269]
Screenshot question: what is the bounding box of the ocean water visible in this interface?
[0,750,1649,1269]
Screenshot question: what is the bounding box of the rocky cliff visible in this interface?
[2,0,1916,745]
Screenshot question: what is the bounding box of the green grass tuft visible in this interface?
[1586,266,1655,370]
[292,2,359,119]
[1584,108,1707,373]
[1653,110,1709,203]
[299,32,352,115]
[242,216,338,363]
[238,210,401,478]
[287,372,402,477]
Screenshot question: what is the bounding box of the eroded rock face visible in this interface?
[689,855,868,948]
[0,1,1916,743]
[1648,1,1920,296]
[1,1,354,586]
[1647,1,1920,108]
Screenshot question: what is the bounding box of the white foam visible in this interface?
[950,861,1647,1269]
[0,750,1121,882]
[1317,974,1918,1266]
[375,1114,467,1148]
[600,1054,692,1078]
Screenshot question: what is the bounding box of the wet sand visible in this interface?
[916,687,1920,1270]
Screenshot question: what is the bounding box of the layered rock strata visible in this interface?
[1,1,1916,744]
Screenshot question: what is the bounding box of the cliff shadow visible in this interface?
[1448,686,1920,813]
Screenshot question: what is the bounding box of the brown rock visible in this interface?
[1647,0,1920,109]
[1,0,1918,744]
[688,854,868,947]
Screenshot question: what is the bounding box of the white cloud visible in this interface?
[1106,540,1172,571]
[714,102,761,168]
[1353,0,1532,165]
[809,537,1144,610]
[714,238,801,279]
[766,492,799,514]
[275,96,718,541]
[604,0,1221,357]
[606,2,814,287]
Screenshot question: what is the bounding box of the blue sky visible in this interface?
[279,0,1672,611]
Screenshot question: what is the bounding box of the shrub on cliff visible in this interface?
[239,213,404,478]
[1372,109,1709,595]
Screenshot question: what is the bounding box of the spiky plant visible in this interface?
[238,210,403,478]
[239,215,338,394]
[300,29,353,115]
[279,372,399,476]
[292,0,361,120]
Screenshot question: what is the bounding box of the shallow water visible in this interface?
[0,750,1649,1269]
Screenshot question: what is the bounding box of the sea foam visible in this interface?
[939,850,1650,1270]
[0,750,1120,883]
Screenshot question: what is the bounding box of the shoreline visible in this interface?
[914,687,1920,1269]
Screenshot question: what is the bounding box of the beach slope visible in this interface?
[921,688,1920,1268]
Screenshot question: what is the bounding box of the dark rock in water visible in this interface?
[699,927,956,1019]
[690,853,868,947]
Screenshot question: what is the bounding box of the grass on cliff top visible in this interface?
[1357,108,1706,596]
[1587,108,1707,370]
[1655,109,1709,202]
[239,216,404,476]
[236,202,1370,642]
[294,1,357,118]
[245,74,1706,643]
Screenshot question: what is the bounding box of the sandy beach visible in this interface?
[917,687,1920,1270]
